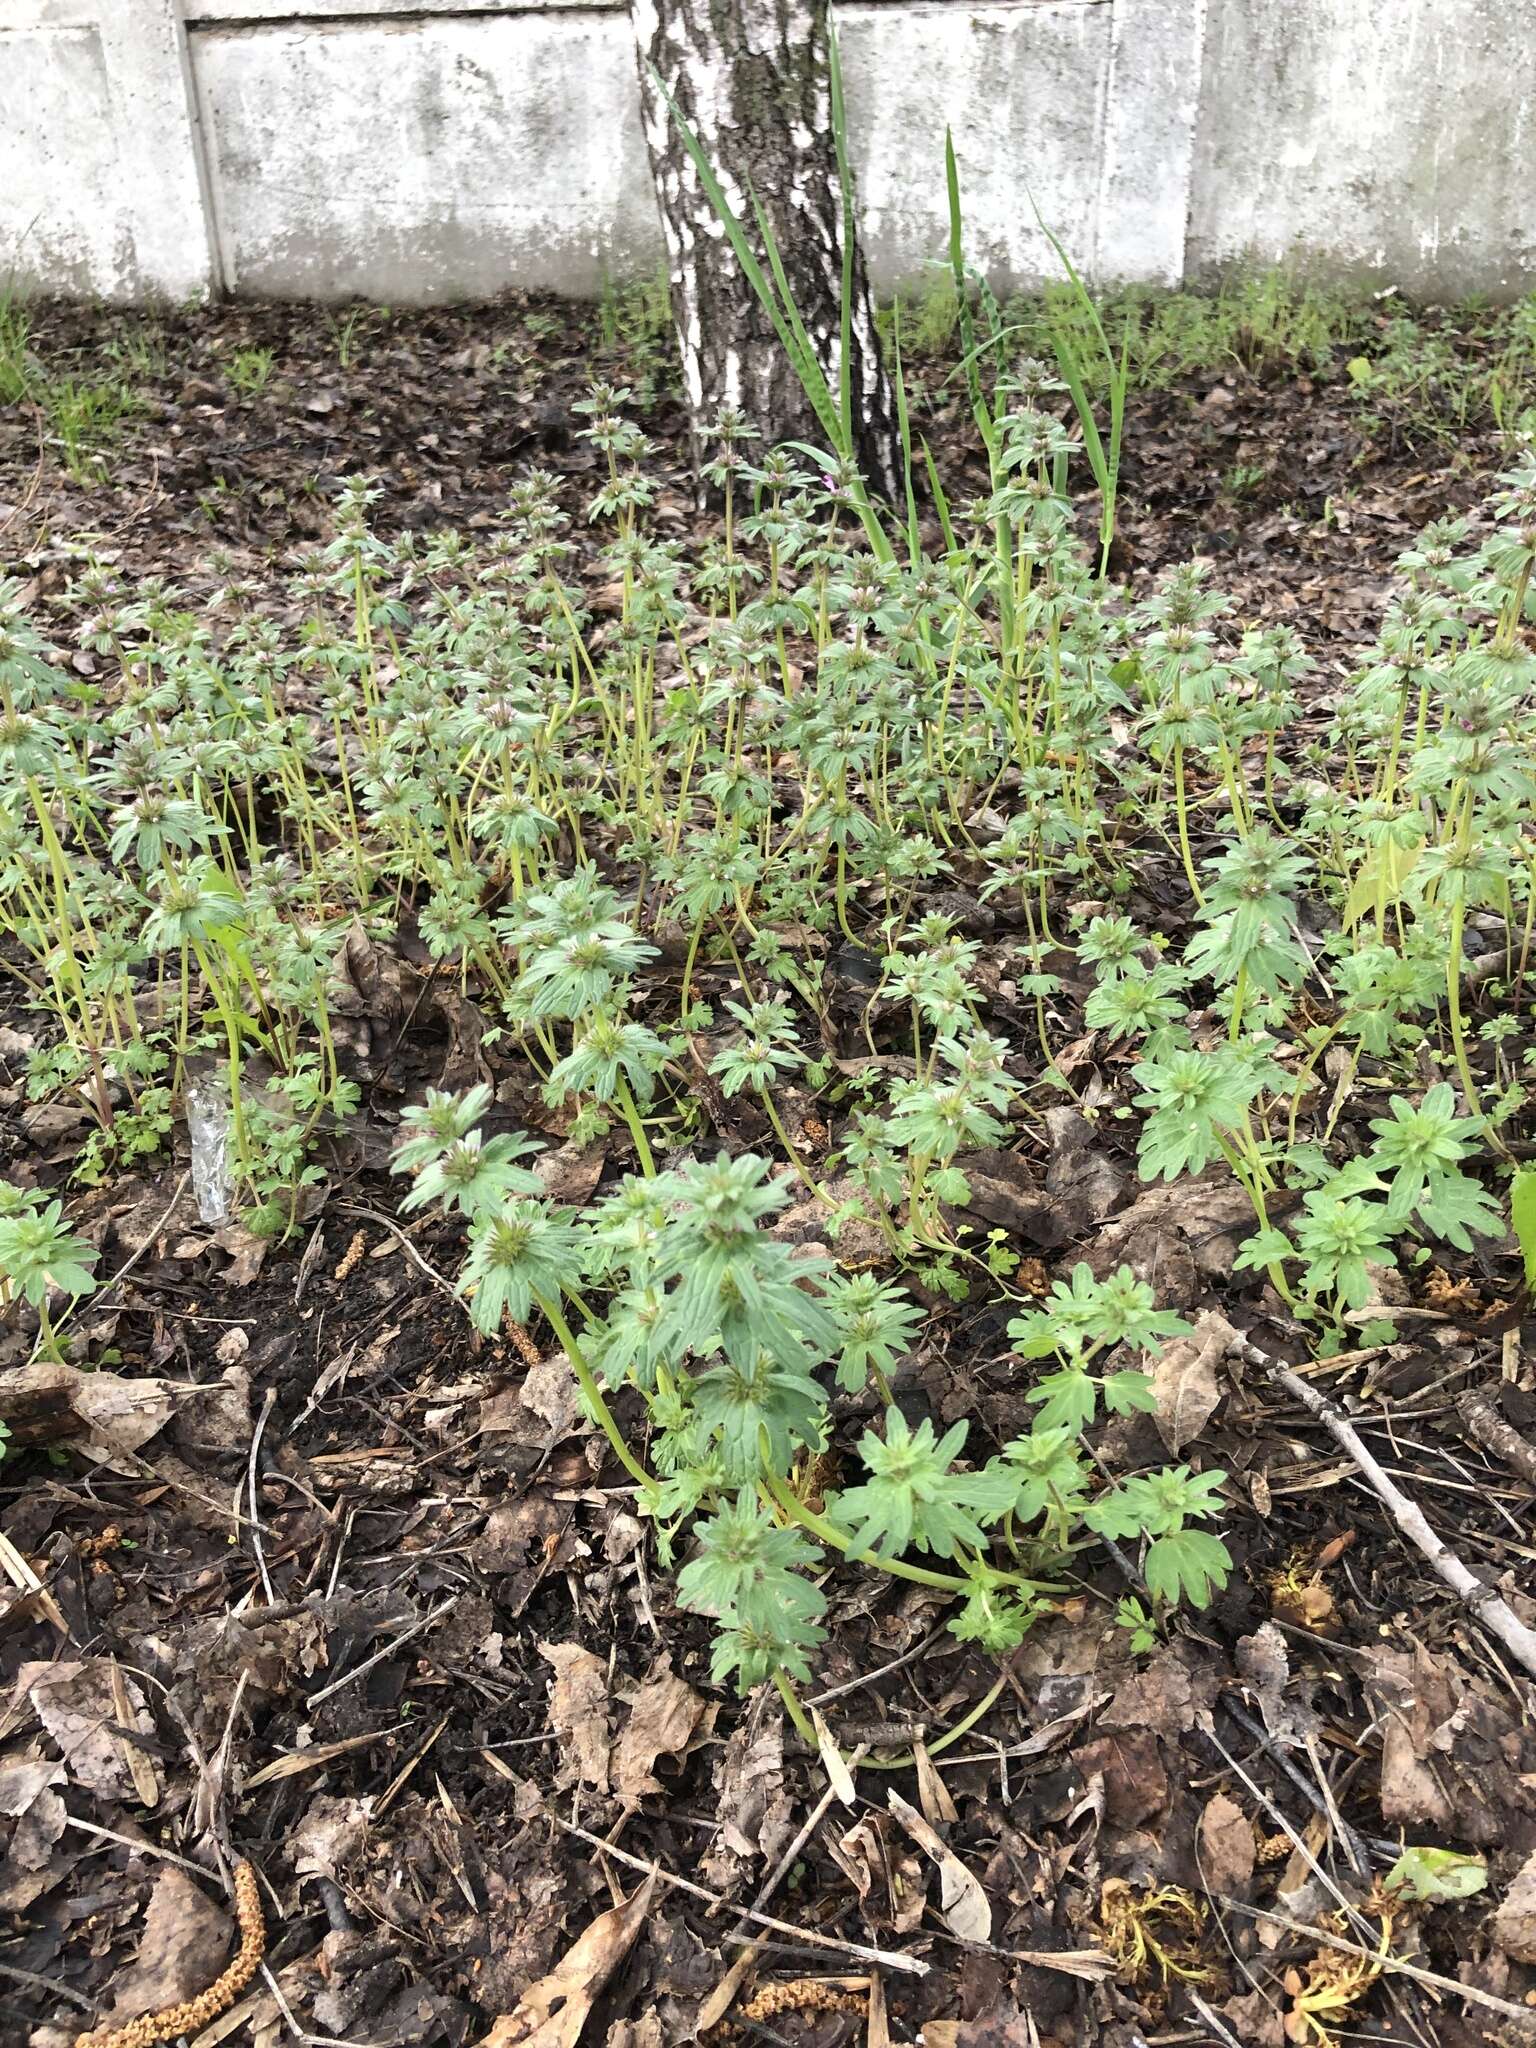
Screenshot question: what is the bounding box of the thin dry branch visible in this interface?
[1236,1338,1536,1681]
[1458,1388,1536,1486]
[551,1818,929,1976]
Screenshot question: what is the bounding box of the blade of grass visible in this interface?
[922,440,957,559]
[1030,194,1127,577]
[892,308,921,564]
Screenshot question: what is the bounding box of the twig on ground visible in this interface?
[333,1201,467,1312]
[246,1387,278,1605]
[718,1744,870,1936]
[1458,1388,1536,1485]
[90,1170,191,1312]
[307,1596,457,1705]
[0,1959,96,2013]
[1185,1992,1247,2048]
[805,1623,947,1709]
[551,1817,928,1976]
[63,1817,211,1875]
[1236,1338,1536,1681]
[1221,1701,1394,1863]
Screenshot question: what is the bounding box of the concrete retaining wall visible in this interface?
[2,0,1532,305]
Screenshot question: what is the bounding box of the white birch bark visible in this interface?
[630,0,900,497]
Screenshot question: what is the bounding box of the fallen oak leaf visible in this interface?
[540,1641,611,1793]
[611,1664,708,1805]
[1150,1311,1236,1455]
[80,1865,231,2036]
[18,1660,164,1804]
[1197,1790,1256,1899]
[476,1875,657,2048]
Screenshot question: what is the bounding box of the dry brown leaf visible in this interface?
[90,1865,232,2030]
[1197,1790,1256,1898]
[0,1755,66,1910]
[0,1361,176,1469]
[829,1816,925,1937]
[1043,1106,1127,1224]
[886,1789,991,1944]
[811,1708,858,1808]
[1070,1729,1168,1828]
[290,1791,371,1880]
[540,1641,611,1793]
[702,1709,791,1885]
[913,1741,958,1826]
[1102,1645,1217,1738]
[19,1660,164,1803]
[1086,1179,1257,1308]
[110,1658,162,1809]
[477,1875,656,2047]
[211,1220,272,1287]
[1236,1623,1316,1747]
[1150,1311,1235,1454]
[0,1758,64,1817]
[949,1147,1075,1249]
[1494,1848,1536,1962]
[533,1140,607,1207]
[611,1665,707,1804]
[1378,1715,1454,1829]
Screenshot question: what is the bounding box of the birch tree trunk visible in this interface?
[630,0,901,499]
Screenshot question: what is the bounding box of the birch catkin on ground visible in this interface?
[73,1863,265,2048]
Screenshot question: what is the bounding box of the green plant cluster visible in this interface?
[895,271,1536,446]
[0,296,147,481]
[4,365,1533,1699]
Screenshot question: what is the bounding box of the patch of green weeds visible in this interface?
[227,346,275,397]
[593,270,678,404]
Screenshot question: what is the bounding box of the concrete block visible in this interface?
[0,0,213,301]
[842,1,1114,296]
[192,13,663,301]
[1188,0,1536,300]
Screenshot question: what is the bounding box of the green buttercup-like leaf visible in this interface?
[835,1408,989,1560]
[1384,1846,1487,1904]
[1145,1528,1231,1609]
[1025,1367,1097,1433]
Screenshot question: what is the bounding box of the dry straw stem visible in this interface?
[1215,1894,1536,2034]
[552,1818,929,1976]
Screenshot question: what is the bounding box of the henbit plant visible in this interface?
[0,1181,99,1358]
[394,1109,1231,1729]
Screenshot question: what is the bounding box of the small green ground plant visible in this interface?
[0,295,145,478]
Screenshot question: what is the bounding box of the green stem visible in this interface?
[613,1076,657,1178]
[759,1087,818,1194]
[773,1669,820,1748]
[760,1462,971,1595]
[859,1670,1011,1770]
[1173,746,1204,908]
[535,1290,654,1493]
